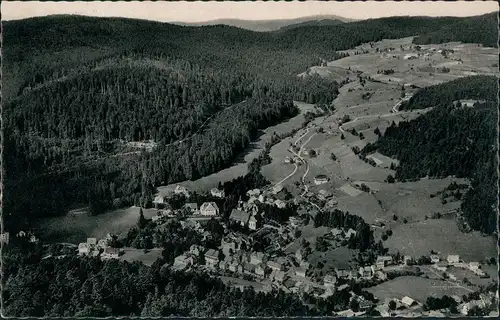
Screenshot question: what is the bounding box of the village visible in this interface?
[2,36,497,318]
[50,176,494,317]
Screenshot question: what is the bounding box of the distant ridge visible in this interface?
[170,14,356,32]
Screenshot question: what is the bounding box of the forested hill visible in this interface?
[362,76,498,234]
[3,13,497,102]
[2,13,497,231]
[400,75,498,111]
[413,12,498,47]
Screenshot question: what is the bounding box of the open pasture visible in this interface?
[39,206,158,243]
[367,276,474,303]
[383,219,496,262]
[120,247,163,266]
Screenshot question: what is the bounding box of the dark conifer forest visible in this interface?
[2,13,497,232]
[362,76,498,234]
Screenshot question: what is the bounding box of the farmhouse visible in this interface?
[210,188,225,198]
[229,209,251,227]
[317,189,333,200]
[404,255,412,265]
[255,265,265,277]
[274,199,287,209]
[447,255,460,264]
[78,243,89,255]
[289,216,301,228]
[430,254,440,264]
[284,156,292,164]
[359,266,374,278]
[204,249,219,269]
[401,296,417,307]
[335,268,350,279]
[376,256,393,269]
[323,275,337,287]
[345,228,357,239]
[403,53,418,60]
[248,215,258,230]
[314,175,329,185]
[200,202,219,216]
[87,238,97,246]
[173,254,194,270]
[433,261,449,272]
[153,195,168,209]
[247,189,261,197]
[0,232,10,245]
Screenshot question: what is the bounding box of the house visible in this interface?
[376,256,393,269]
[87,238,97,246]
[184,203,199,214]
[255,265,265,277]
[289,216,301,228]
[153,195,168,208]
[401,296,417,307]
[404,255,412,265]
[375,270,387,281]
[229,261,239,273]
[447,255,460,264]
[78,243,89,255]
[469,262,480,272]
[331,228,343,238]
[210,188,225,198]
[200,202,219,216]
[250,252,265,265]
[337,284,349,291]
[461,300,486,315]
[359,266,374,278]
[314,175,329,185]
[97,239,108,249]
[284,156,292,164]
[403,53,418,60]
[151,215,161,223]
[274,199,287,209]
[0,232,10,245]
[248,215,258,230]
[336,268,350,279]
[258,194,265,203]
[323,275,337,287]
[101,247,120,260]
[173,254,194,270]
[430,254,440,264]
[317,189,333,200]
[189,245,203,256]
[267,261,283,271]
[273,270,287,283]
[295,267,307,278]
[229,209,251,227]
[218,258,230,271]
[247,189,261,197]
[174,185,190,197]
[205,249,219,269]
[326,199,338,207]
[221,238,237,256]
[295,249,304,262]
[299,260,310,270]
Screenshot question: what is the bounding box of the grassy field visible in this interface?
[308,246,358,270]
[39,206,158,243]
[367,276,474,303]
[120,247,163,266]
[383,219,496,261]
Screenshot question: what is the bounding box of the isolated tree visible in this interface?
[386,175,395,183]
[138,207,147,229]
[341,133,345,140]
[374,127,381,136]
[359,132,365,140]
[389,300,397,310]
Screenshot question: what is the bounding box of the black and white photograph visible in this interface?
[1,0,499,317]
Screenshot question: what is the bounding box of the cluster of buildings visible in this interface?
[77,234,121,260]
[1,230,40,246]
[430,254,488,277]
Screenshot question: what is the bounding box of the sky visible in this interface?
[2,1,498,22]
